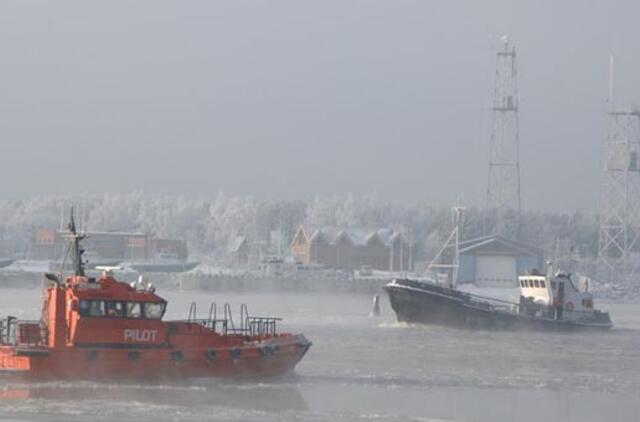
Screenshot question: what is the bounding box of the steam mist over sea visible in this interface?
[1,288,639,422]
[2,1,640,420]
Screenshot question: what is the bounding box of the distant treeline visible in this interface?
[0,193,599,265]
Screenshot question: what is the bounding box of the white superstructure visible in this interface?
[518,271,594,314]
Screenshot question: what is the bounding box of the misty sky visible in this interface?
[1,1,639,212]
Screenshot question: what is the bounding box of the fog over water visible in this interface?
[2,2,640,421]
[1,1,640,211]
[1,288,639,422]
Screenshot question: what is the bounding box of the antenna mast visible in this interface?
[598,56,640,283]
[66,207,86,277]
[426,207,464,288]
[485,36,522,239]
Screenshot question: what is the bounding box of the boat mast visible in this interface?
[426,207,464,288]
[67,207,86,277]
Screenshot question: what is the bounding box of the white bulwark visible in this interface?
[457,235,543,288]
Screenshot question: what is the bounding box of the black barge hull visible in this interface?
[384,279,612,331]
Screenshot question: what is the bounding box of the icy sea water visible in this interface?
[1,287,639,422]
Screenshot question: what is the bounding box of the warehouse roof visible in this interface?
[459,235,543,258]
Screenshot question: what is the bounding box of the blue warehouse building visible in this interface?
[457,235,544,288]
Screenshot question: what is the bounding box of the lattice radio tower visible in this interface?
[598,57,640,282]
[485,36,522,239]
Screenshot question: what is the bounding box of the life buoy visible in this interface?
[565,301,575,311]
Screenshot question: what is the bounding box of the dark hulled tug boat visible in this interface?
[385,209,612,331]
[0,213,311,380]
[385,271,612,331]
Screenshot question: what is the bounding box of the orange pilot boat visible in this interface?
[0,214,311,380]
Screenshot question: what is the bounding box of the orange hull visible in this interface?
[1,334,310,381]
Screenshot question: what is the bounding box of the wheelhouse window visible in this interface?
[540,280,546,288]
[88,300,105,317]
[77,300,104,317]
[534,279,540,288]
[78,299,91,316]
[106,301,125,317]
[127,302,142,318]
[144,302,166,319]
[78,300,165,319]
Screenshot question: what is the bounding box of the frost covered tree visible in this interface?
[0,192,602,266]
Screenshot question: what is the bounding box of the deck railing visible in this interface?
[0,318,48,346]
[178,302,282,336]
[463,291,600,322]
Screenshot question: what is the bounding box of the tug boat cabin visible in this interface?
[517,271,604,323]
